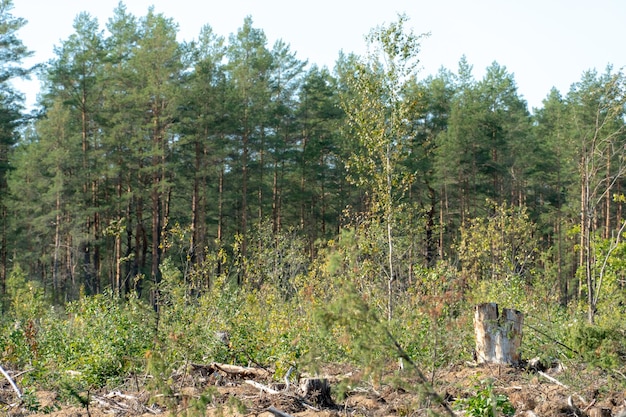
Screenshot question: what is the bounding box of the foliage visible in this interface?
[0,264,50,368]
[20,387,60,414]
[401,262,474,366]
[566,320,626,368]
[155,232,319,379]
[454,380,515,417]
[458,201,538,284]
[36,292,155,388]
[5,4,626,412]
[5,2,626,330]
[6,263,48,324]
[340,14,428,320]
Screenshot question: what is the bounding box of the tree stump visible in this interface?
[474,303,523,365]
[299,378,333,407]
[588,408,612,417]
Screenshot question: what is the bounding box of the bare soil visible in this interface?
[7,360,626,417]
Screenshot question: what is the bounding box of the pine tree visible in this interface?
[0,0,32,303]
[101,3,143,295]
[226,16,273,263]
[532,88,578,305]
[407,69,455,265]
[296,66,344,242]
[43,12,106,294]
[178,24,228,265]
[130,8,183,303]
[267,39,306,234]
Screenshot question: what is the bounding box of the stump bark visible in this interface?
[474,303,523,365]
[588,407,612,417]
[299,378,333,407]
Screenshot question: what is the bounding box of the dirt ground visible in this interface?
[7,360,626,417]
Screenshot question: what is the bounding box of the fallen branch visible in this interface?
[92,395,129,413]
[538,371,568,388]
[209,362,271,379]
[284,366,295,391]
[0,364,21,398]
[244,379,280,394]
[105,391,138,401]
[267,406,295,417]
[300,401,320,412]
[540,373,588,409]
[582,398,597,413]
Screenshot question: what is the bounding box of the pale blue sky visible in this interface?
[11,0,626,111]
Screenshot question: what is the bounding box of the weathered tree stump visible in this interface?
[588,407,612,417]
[299,378,333,407]
[474,303,523,365]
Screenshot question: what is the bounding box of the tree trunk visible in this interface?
[474,303,523,365]
[218,166,224,243]
[190,140,202,264]
[151,185,162,306]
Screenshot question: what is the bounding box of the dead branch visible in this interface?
[244,379,280,394]
[0,364,21,398]
[208,362,271,379]
[538,371,569,388]
[267,406,295,417]
[105,391,138,401]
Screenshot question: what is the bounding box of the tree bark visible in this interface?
[474,303,523,365]
[299,378,333,407]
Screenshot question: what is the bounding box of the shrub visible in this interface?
[567,321,625,368]
[454,380,515,417]
[37,292,154,388]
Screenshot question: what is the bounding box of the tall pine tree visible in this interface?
[0,0,32,303]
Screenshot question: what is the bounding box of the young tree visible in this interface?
[458,201,537,284]
[567,68,626,323]
[340,14,427,320]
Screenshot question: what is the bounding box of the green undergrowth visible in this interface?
[1,227,626,414]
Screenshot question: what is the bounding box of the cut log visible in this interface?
[474,303,523,365]
[299,378,333,407]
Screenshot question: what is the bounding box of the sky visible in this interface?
[10,0,626,112]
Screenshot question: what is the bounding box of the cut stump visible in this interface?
[474,303,523,365]
[299,378,333,407]
[588,408,612,417]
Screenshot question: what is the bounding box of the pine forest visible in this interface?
[2,2,626,415]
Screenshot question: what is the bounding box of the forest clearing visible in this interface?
[6,353,626,416]
[2,1,626,416]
